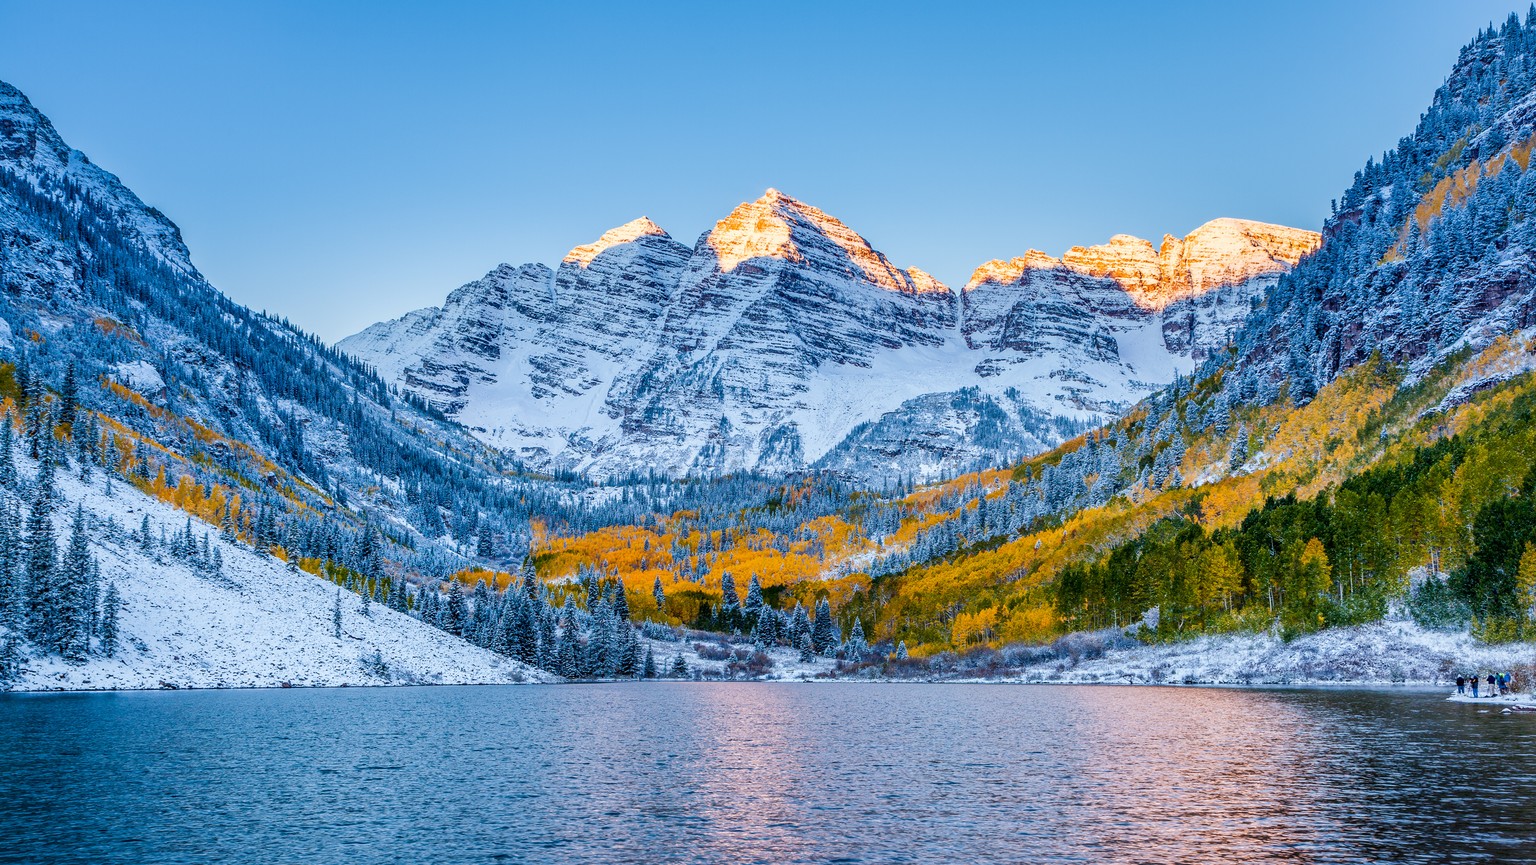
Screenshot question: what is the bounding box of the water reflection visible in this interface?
[1,684,1533,864]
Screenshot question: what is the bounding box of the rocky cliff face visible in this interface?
[0,80,198,284]
[341,194,1318,482]
[0,77,544,557]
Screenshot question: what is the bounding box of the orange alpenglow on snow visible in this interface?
[706,188,951,295]
[563,216,672,268]
[963,218,1320,309]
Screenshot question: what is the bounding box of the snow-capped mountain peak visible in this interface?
[341,193,1318,482]
[564,216,671,268]
[704,189,931,297]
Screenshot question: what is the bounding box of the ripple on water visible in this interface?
[0,684,1534,864]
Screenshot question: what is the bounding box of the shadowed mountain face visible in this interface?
[0,78,555,558]
[341,190,1318,482]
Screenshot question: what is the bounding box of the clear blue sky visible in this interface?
[0,1,1528,341]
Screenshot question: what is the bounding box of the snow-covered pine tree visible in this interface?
[443,579,467,637]
[719,571,740,627]
[58,508,92,662]
[489,594,518,656]
[332,588,343,639]
[669,651,688,678]
[1229,425,1249,472]
[616,624,640,677]
[612,582,630,623]
[469,579,493,644]
[74,415,93,483]
[24,481,59,652]
[0,414,16,489]
[743,574,763,619]
[811,598,835,655]
[652,575,665,615]
[33,445,54,503]
[99,582,121,657]
[584,572,601,611]
[642,645,657,678]
[790,603,810,648]
[219,502,237,543]
[845,617,867,659]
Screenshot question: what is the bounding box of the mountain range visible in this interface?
[339,192,1317,482]
[6,10,1536,690]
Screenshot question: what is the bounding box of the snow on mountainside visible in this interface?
[0,78,611,689]
[11,455,550,691]
[0,81,196,277]
[343,195,1318,482]
[0,77,563,564]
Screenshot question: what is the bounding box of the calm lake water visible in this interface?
[1,683,1533,864]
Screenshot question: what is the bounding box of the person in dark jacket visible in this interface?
[1472,675,1480,697]
[1488,674,1498,696]
[1457,675,1466,695]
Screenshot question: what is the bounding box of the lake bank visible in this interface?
[9,619,1535,693]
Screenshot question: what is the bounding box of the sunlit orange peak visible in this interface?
[962,219,1320,309]
[563,216,670,268]
[707,188,931,294]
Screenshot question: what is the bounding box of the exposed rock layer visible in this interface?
[341,194,1318,481]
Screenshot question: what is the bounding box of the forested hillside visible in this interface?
[9,13,1536,687]
[0,79,841,685]
[533,13,1536,662]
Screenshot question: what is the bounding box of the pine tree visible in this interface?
[652,576,665,616]
[60,362,78,419]
[0,500,23,684]
[743,574,764,620]
[443,579,467,637]
[811,598,835,655]
[1229,425,1249,472]
[612,583,630,623]
[100,582,121,657]
[489,595,519,656]
[0,620,22,685]
[219,502,237,543]
[719,571,740,627]
[584,573,601,611]
[0,414,16,489]
[557,597,581,678]
[895,640,909,660]
[670,652,689,678]
[846,617,867,659]
[58,508,92,662]
[642,645,657,678]
[790,603,811,648]
[75,416,93,483]
[33,448,54,503]
[0,500,20,633]
[617,624,640,677]
[332,588,343,639]
[24,483,59,651]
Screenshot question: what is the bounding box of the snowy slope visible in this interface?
[342,195,1319,482]
[0,76,582,583]
[0,81,196,277]
[976,621,1536,687]
[10,461,552,692]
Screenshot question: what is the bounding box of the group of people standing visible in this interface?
[1455,672,1516,697]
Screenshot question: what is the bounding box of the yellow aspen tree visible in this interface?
[1517,542,1536,620]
